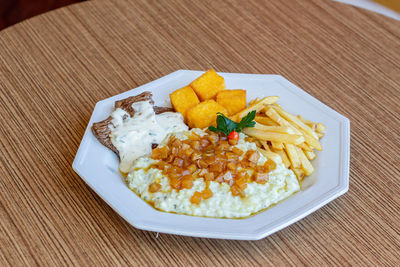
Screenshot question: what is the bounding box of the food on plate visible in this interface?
[216,89,246,115]
[265,106,322,151]
[169,85,200,120]
[91,91,187,173]
[241,102,326,181]
[92,91,155,154]
[92,69,326,218]
[186,100,227,129]
[232,96,279,121]
[243,128,305,145]
[127,128,299,218]
[169,71,242,126]
[189,69,226,101]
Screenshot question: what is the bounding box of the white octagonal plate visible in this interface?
[73,70,350,240]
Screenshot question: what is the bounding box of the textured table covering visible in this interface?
[0,0,399,265]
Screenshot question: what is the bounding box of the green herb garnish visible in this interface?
[208,111,256,136]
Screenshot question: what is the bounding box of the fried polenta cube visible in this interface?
[170,85,200,119]
[216,89,246,115]
[186,100,227,129]
[190,69,226,101]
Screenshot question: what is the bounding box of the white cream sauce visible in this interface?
[109,100,188,173]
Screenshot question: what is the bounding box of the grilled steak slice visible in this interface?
[153,106,174,114]
[91,91,172,155]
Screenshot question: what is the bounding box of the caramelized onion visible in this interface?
[187,164,197,173]
[232,147,244,156]
[148,182,161,193]
[150,131,276,203]
[190,191,201,204]
[226,162,236,170]
[247,150,260,163]
[191,140,201,150]
[181,175,194,189]
[201,188,213,199]
[204,172,215,181]
[172,157,184,167]
[264,159,277,172]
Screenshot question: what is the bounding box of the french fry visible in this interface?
[259,140,271,151]
[297,115,316,130]
[254,123,295,134]
[243,128,305,145]
[248,97,260,106]
[297,114,313,125]
[271,148,291,168]
[271,141,284,150]
[261,102,281,110]
[255,140,262,148]
[304,149,316,160]
[298,142,313,152]
[255,116,279,126]
[304,136,322,151]
[233,96,279,121]
[273,106,319,140]
[316,132,325,139]
[265,108,302,135]
[243,96,326,182]
[297,147,314,175]
[272,103,282,108]
[266,107,322,150]
[292,168,305,182]
[270,107,321,150]
[316,123,327,133]
[284,143,301,168]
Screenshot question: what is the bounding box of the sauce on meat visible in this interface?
[110,100,188,173]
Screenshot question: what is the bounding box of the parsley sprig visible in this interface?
[208,111,256,136]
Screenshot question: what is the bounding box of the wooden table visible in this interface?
[1,0,399,265]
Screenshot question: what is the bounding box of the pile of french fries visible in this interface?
[232,96,326,182]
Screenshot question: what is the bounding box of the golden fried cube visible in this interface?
[169,85,200,119]
[216,89,246,115]
[186,100,227,129]
[190,69,226,101]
